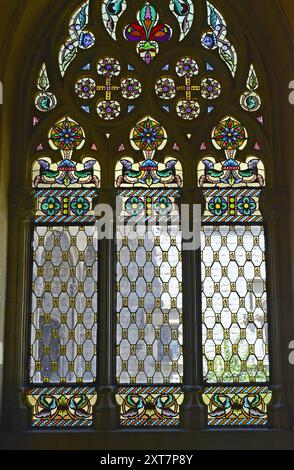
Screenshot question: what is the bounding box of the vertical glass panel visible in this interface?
[201,225,269,383]
[30,225,98,383]
[116,228,183,384]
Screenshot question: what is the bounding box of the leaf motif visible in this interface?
[38,64,49,91]
[78,5,88,30]
[247,65,259,90]
[219,44,237,77]
[60,44,77,75]
[140,3,157,33]
[209,5,218,30]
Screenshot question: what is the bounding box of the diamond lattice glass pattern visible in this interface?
[116,229,183,384]
[201,225,269,383]
[30,226,98,383]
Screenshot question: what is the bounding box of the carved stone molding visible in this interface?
[9,187,33,222]
[260,186,289,219]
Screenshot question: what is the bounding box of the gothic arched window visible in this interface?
[2,0,293,441]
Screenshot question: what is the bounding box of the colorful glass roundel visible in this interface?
[212,116,248,151]
[75,77,96,99]
[97,100,121,120]
[97,57,121,77]
[130,116,167,151]
[48,116,85,151]
[176,57,199,78]
[155,77,176,100]
[201,78,221,100]
[120,77,142,99]
[176,100,200,120]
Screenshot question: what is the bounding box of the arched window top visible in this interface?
[31,0,269,173]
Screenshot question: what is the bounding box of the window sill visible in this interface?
[1,428,294,450]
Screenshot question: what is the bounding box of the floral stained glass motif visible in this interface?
[154,78,176,100]
[203,385,272,427]
[59,1,95,77]
[115,116,183,188]
[198,115,265,223]
[33,116,100,190]
[120,78,142,100]
[118,188,180,224]
[201,78,221,100]
[130,116,167,151]
[34,189,97,224]
[201,187,263,223]
[74,58,142,119]
[102,0,127,40]
[201,1,237,77]
[211,115,248,151]
[155,57,221,120]
[116,386,184,427]
[75,78,96,99]
[49,116,85,152]
[124,2,172,64]
[35,63,57,112]
[240,64,261,112]
[26,386,97,428]
[169,0,194,41]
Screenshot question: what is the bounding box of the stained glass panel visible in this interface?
[201,225,269,384]
[59,1,95,77]
[240,64,261,112]
[116,226,183,384]
[26,386,97,428]
[201,1,237,77]
[154,57,222,120]
[30,225,98,384]
[116,386,184,427]
[202,385,272,427]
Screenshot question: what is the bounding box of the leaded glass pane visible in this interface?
[201,225,269,383]
[30,225,98,383]
[116,228,183,384]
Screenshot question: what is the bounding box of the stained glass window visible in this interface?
[27,116,100,427]
[198,116,272,426]
[114,116,184,426]
[24,0,275,431]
